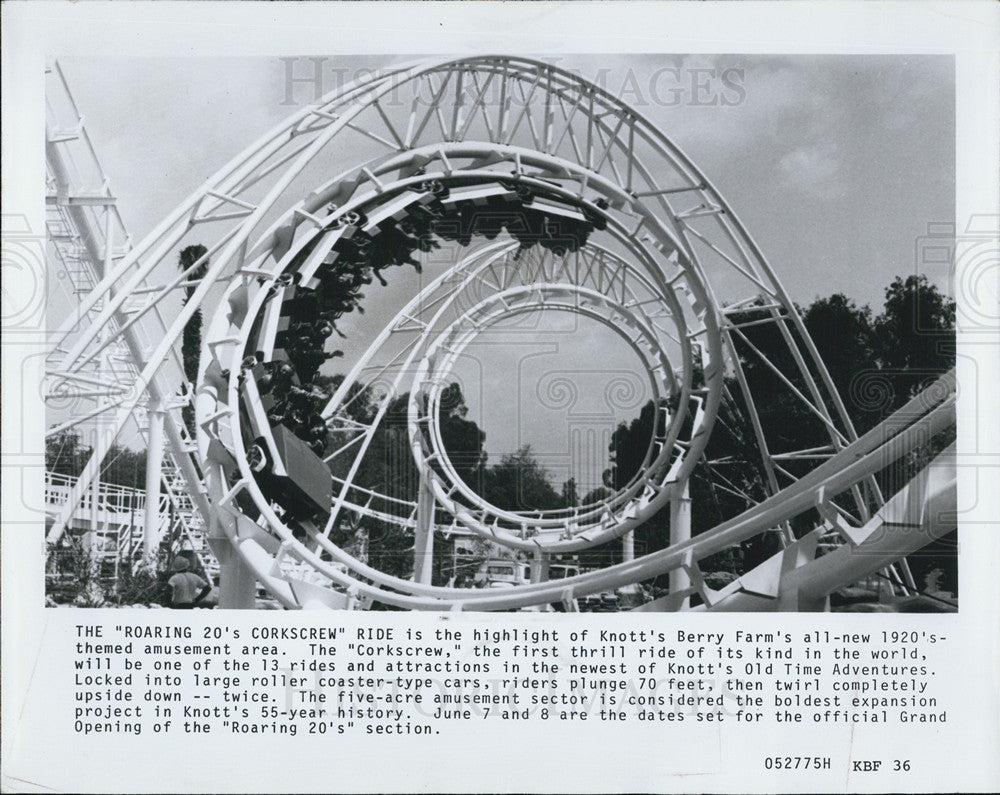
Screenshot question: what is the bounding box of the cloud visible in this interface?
[776,143,846,199]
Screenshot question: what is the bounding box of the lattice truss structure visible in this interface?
[44,56,957,610]
[45,62,214,576]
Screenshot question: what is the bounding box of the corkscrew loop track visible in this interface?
[45,57,956,611]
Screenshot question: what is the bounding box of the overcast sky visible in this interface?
[58,55,954,490]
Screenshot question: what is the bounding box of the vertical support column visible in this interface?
[143,399,165,556]
[618,530,640,605]
[531,550,550,583]
[87,423,105,571]
[413,471,435,585]
[622,531,635,563]
[206,465,256,608]
[97,212,113,568]
[669,479,692,609]
[217,551,258,608]
[90,425,101,534]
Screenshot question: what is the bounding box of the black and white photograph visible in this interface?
[42,52,959,614]
[3,3,999,793]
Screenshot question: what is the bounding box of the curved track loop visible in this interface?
[50,56,955,610]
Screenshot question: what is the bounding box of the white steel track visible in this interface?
[46,56,952,611]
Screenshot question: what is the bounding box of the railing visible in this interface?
[44,470,217,583]
[45,470,147,516]
[44,62,219,588]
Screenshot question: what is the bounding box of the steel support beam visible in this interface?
[216,548,258,608]
[413,472,435,585]
[622,531,635,563]
[531,551,551,583]
[142,400,165,556]
[669,479,691,609]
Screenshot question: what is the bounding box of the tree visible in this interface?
[483,445,562,513]
[802,293,878,429]
[874,275,955,407]
[581,486,613,507]
[45,431,147,489]
[561,478,579,509]
[337,392,420,581]
[320,381,489,583]
[437,382,487,491]
[46,431,92,478]
[177,244,209,436]
[100,444,148,491]
[582,275,957,599]
[605,400,662,491]
[870,276,956,595]
[726,302,830,455]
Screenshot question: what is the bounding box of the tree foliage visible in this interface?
[46,274,956,601]
[46,431,147,488]
[593,275,957,593]
[483,445,562,513]
[874,274,956,403]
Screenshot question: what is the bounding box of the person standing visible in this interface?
[166,556,211,609]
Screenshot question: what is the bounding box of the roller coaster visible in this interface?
[44,56,957,611]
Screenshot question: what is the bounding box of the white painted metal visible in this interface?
[45,56,954,611]
[45,61,217,585]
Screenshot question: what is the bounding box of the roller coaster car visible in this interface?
[498,180,536,205]
[331,222,371,252]
[258,424,333,521]
[367,187,440,229]
[584,197,610,231]
[255,284,301,363]
[249,361,298,398]
[276,286,319,323]
[242,370,287,465]
[242,367,332,521]
[333,208,368,229]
